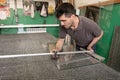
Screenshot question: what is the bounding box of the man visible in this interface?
[51,3,103,58]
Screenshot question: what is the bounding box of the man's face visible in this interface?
[58,14,73,29]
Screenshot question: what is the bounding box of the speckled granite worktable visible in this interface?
[0,33,120,80]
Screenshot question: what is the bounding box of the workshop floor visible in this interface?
[0,33,120,80]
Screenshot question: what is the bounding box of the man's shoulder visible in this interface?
[79,16,86,19]
[79,16,96,24]
[79,16,90,21]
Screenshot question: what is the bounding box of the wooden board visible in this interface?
[107,26,120,72]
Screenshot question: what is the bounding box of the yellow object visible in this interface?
[0,0,6,5]
[48,5,54,15]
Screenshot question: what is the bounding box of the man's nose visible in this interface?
[60,22,64,26]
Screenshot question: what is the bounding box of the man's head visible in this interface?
[55,3,76,29]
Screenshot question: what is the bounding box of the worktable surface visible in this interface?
[0,33,120,80]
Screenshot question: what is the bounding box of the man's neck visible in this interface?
[71,16,79,30]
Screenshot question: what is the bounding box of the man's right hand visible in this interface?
[50,49,59,59]
[50,39,64,59]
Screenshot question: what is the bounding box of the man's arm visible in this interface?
[50,38,64,59]
[87,30,103,51]
[55,38,65,51]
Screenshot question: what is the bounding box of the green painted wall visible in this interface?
[0,9,59,37]
[0,9,18,34]
[96,4,120,63]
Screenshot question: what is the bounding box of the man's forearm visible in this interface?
[87,31,103,50]
[56,39,65,51]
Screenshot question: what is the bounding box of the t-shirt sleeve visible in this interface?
[85,18,102,37]
[59,26,67,39]
[91,23,102,37]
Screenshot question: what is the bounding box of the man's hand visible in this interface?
[87,46,94,53]
[50,49,59,59]
[50,39,64,59]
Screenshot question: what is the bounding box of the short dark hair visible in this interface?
[55,3,76,18]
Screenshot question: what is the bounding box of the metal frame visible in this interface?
[0,24,59,28]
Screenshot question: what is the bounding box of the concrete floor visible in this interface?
[0,33,120,80]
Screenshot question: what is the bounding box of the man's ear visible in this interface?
[70,14,75,18]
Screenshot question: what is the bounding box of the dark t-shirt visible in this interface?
[59,16,102,47]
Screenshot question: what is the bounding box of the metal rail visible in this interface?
[0,50,90,59]
[0,24,59,28]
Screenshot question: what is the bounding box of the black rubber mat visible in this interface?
[0,33,57,55]
[0,33,119,80]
